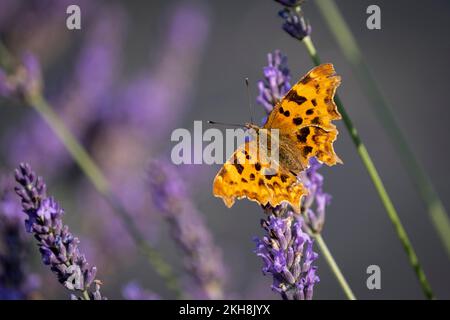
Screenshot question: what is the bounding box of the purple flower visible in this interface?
[148,160,226,299]
[5,7,126,175]
[278,8,312,41]
[14,163,105,300]
[301,158,332,233]
[256,50,291,114]
[254,211,319,300]
[0,53,42,101]
[274,0,305,7]
[0,175,40,299]
[122,281,160,300]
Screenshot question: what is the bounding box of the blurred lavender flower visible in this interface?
[0,53,42,101]
[0,0,93,63]
[14,163,105,300]
[256,50,291,114]
[278,8,311,41]
[103,3,209,137]
[0,174,40,299]
[5,7,126,175]
[300,158,332,233]
[254,211,319,300]
[74,3,211,266]
[122,281,160,300]
[148,160,226,299]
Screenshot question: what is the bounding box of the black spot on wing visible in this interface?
[312,98,317,106]
[233,163,244,175]
[286,90,307,105]
[311,117,320,125]
[293,117,303,125]
[301,74,312,85]
[302,146,313,157]
[296,127,310,143]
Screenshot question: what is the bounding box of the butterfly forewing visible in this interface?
[263,63,342,168]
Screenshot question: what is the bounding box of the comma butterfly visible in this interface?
[213,63,342,213]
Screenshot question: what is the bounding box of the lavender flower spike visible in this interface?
[255,211,319,300]
[256,50,291,114]
[148,160,226,299]
[255,50,321,299]
[278,7,312,41]
[14,163,105,300]
[301,157,332,233]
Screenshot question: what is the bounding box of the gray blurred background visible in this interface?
[1,0,449,299]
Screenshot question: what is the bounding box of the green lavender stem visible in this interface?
[314,0,450,258]
[82,290,90,301]
[314,234,356,300]
[301,34,434,299]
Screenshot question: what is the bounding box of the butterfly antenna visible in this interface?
[207,120,246,128]
[245,77,254,125]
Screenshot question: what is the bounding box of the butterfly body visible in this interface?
[213,63,342,213]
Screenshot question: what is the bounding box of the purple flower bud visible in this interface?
[301,157,332,233]
[278,8,312,41]
[14,163,106,300]
[256,50,291,115]
[255,212,319,300]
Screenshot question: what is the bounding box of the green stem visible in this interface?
[315,0,450,261]
[25,92,182,298]
[82,290,90,301]
[301,35,434,299]
[314,234,356,300]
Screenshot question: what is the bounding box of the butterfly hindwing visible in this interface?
[213,140,306,213]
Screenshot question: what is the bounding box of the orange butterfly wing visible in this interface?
[263,63,342,168]
[213,140,306,213]
[213,63,342,212]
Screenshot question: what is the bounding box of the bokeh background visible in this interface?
[1,0,450,299]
